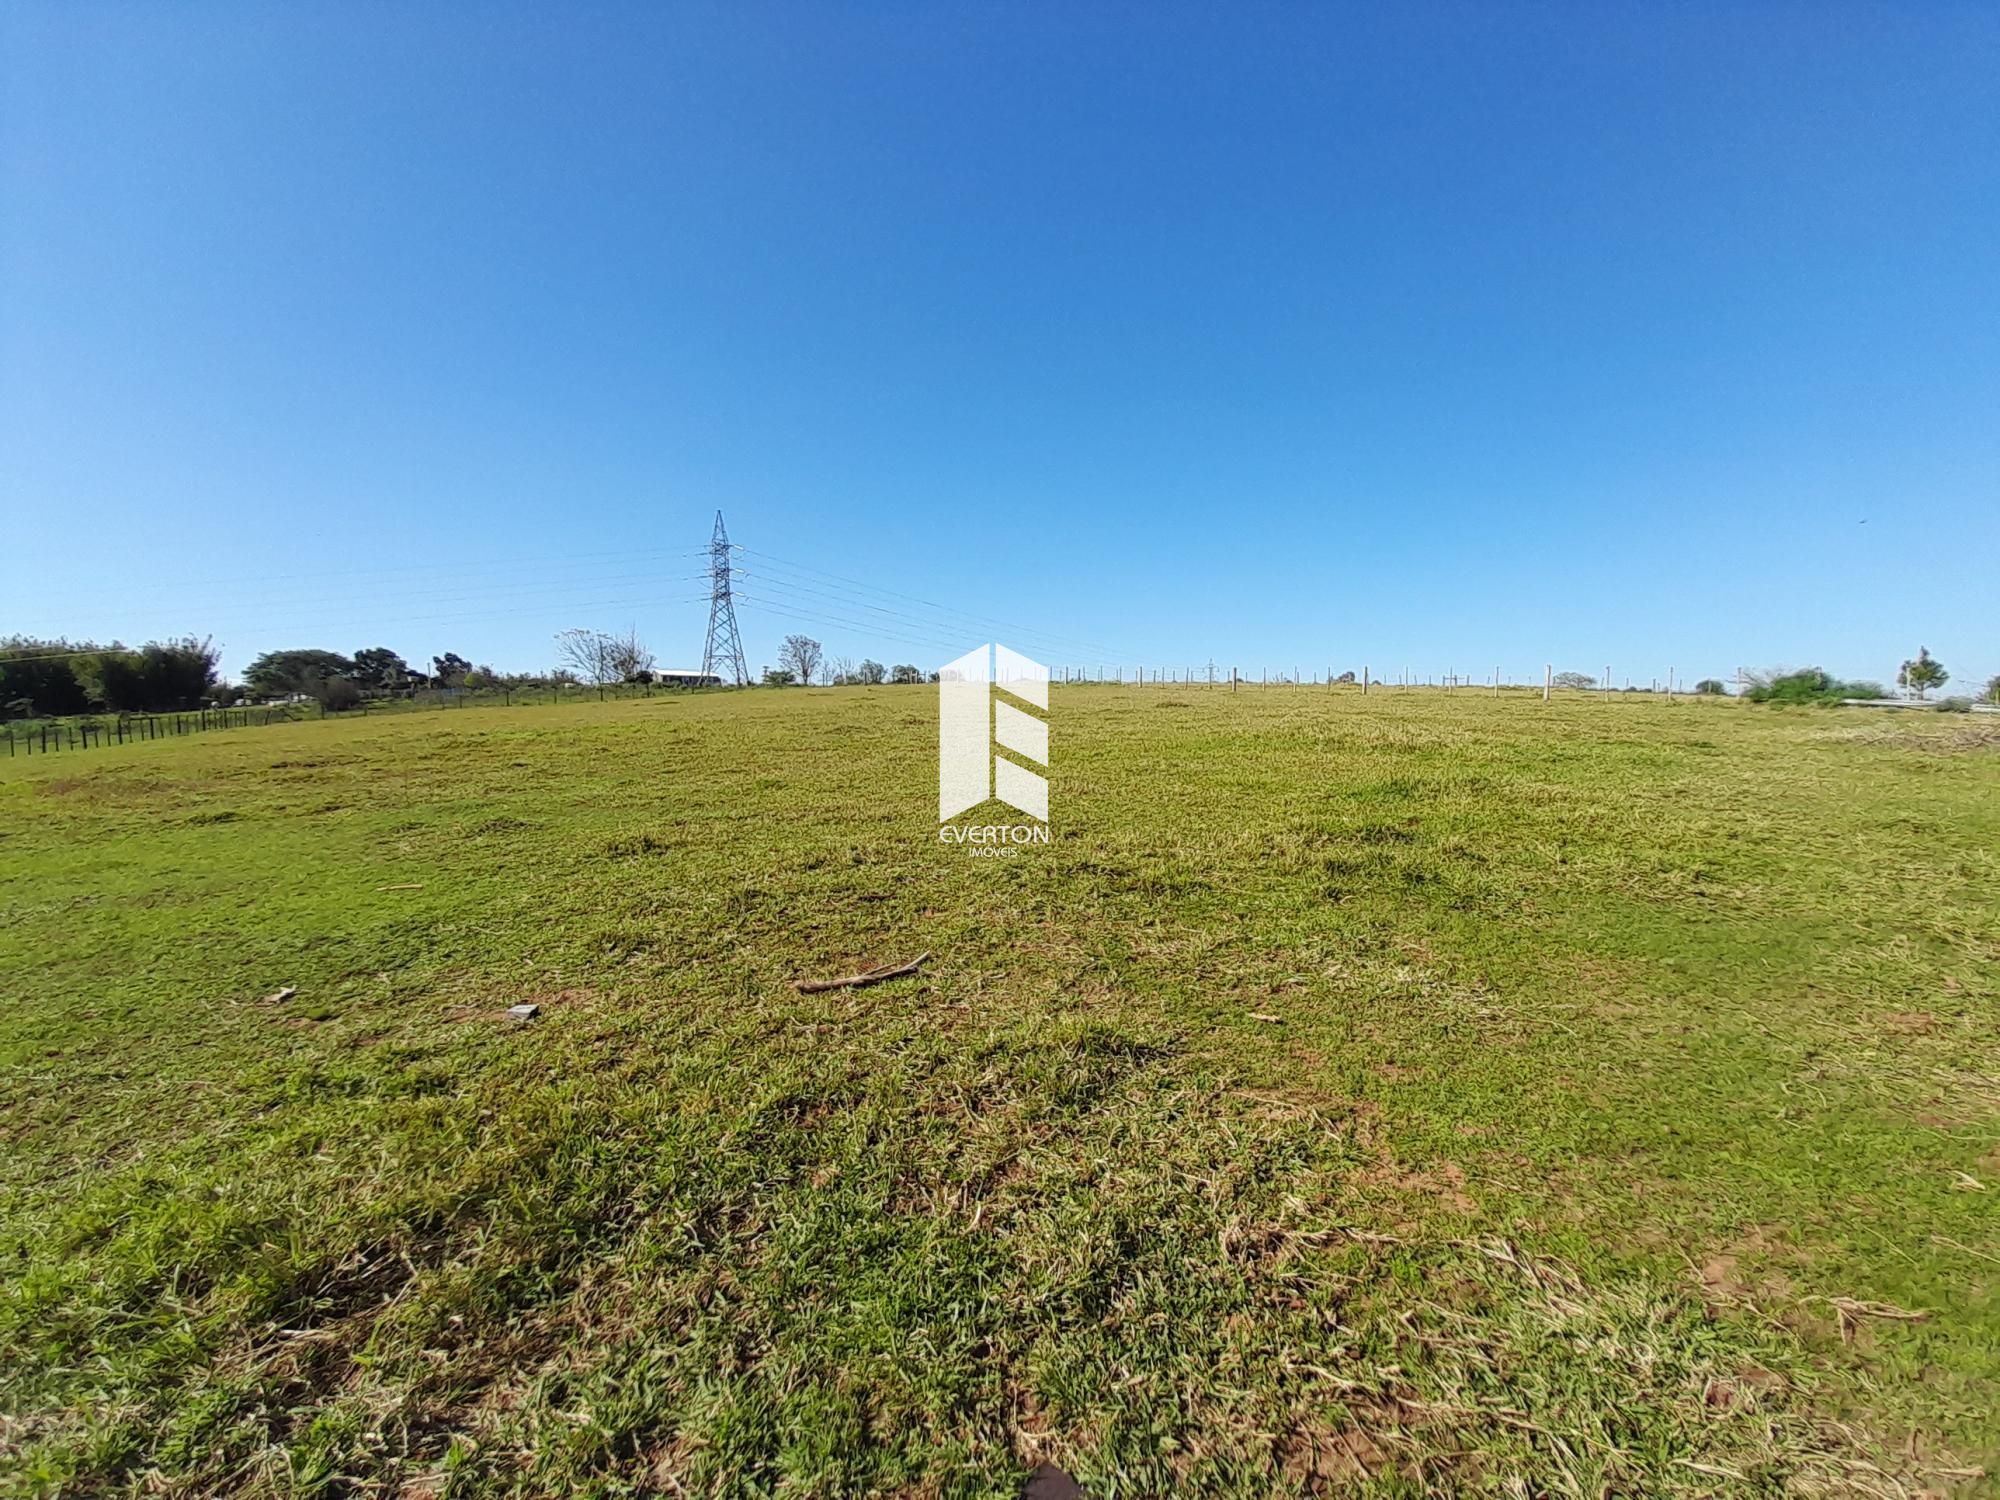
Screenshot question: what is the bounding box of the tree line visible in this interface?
[239,647,498,711]
[244,630,669,711]
[10,628,1990,720]
[2,636,523,720]
[1,637,221,719]
[761,635,928,687]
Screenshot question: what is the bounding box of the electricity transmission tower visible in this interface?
[700,510,749,686]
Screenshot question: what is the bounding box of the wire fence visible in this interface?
[3,705,302,756]
[3,668,1752,760]
[0,679,733,757]
[1048,666,1728,698]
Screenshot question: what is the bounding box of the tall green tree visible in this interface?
[1897,647,1947,700]
[1,636,219,715]
[79,638,220,711]
[244,649,354,698]
[351,647,410,688]
[0,638,94,717]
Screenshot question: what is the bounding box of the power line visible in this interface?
[732,544,1139,662]
[738,547,1134,662]
[732,594,965,657]
[154,576,713,633]
[59,544,713,600]
[81,567,713,624]
[734,575,1011,651]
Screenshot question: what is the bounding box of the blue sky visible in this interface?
[4,2,1995,689]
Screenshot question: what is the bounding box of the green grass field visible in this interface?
[2,687,1996,1497]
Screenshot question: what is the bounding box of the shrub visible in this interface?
[1743,668,1884,706]
[310,676,364,712]
[1934,696,1973,714]
[1693,679,1728,696]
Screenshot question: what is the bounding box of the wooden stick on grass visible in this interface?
[793,952,931,994]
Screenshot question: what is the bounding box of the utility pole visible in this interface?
[700,510,749,686]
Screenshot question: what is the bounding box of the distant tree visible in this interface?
[351,647,409,689]
[1,638,97,717]
[761,666,797,686]
[606,628,654,681]
[1332,670,1356,684]
[1898,647,1947,700]
[431,653,473,688]
[311,675,364,712]
[890,663,922,685]
[555,630,618,685]
[856,659,886,685]
[779,635,823,686]
[829,654,857,685]
[1985,675,2000,706]
[245,649,354,699]
[1,636,221,715]
[1693,679,1729,695]
[76,651,143,709]
[148,638,220,707]
[76,637,219,712]
[1553,671,1595,690]
[1744,667,1885,706]
[463,665,501,688]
